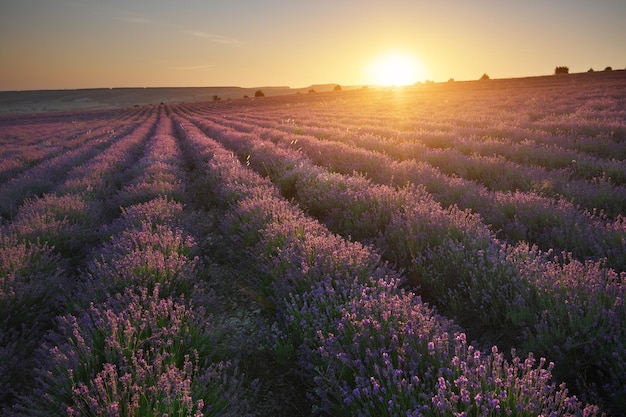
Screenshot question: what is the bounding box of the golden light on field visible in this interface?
[366,51,425,87]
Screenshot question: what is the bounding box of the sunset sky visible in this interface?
[1,0,624,91]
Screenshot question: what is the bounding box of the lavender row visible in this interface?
[191,114,626,273]
[0,114,150,220]
[0,193,104,407]
[178,117,529,328]
[311,126,626,217]
[12,197,254,416]
[189,80,626,162]
[181,113,626,411]
[0,102,158,330]
[172,112,603,416]
[0,108,147,183]
[205,107,626,220]
[55,110,159,203]
[96,108,187,208]
[0,166,173,407]
[296,121,626,217]
[2,105,166,263]
[192,86,626,215]
[232,105,626,188]
[276,122,626,269]
[9,110,255,414]
[85,109,204,299]
[1,107,161,408]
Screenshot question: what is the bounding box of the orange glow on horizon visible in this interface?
[366,51,426,86]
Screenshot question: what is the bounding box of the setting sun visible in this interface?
[367,51,424,86]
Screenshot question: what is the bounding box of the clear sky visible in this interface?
[1,0,624,91]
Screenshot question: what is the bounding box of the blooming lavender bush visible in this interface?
[15,286,254,417]
[510,246,626,413]
[102,196,188,236]
[2,74,624,415]
[56,113,157,207]
[113,131,186,207]
[7,193,102,260]
[0,234,68,404]
[221,191,600,417]
[86,224,199,300]
[274,122,626,271]
[0,133,117,219]
[77,195,205,305]
[177,119,601,416]
[187,108,624,412]
[312,298,601,416]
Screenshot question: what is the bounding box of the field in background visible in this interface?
[1,71,625,416]
[0,84,359,114]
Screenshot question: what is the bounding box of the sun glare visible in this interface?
[367,51,424,87]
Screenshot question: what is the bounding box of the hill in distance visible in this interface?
[1,70,624,114]
[0,84,359,114]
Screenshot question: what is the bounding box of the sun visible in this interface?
[367,51,424,87]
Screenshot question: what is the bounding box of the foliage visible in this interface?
[3,75,626,415]
[555,66,569,74]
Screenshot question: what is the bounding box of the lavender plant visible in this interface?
[86,222,199,300]
[173,116,602,415]
[0,234,68,404]
[510,246,626,413]
[7,193,102,260]
[113,113,186,207]
[57,113,156,202]
[15,286,254,417]
[2,77,623,415]
[0,116,145,219]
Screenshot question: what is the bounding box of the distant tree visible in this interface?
[588,68,595,72]
[479,73,490,80]
[448,78,455,83]
[554,66,569,75]
[308,88,316,93]
[333,84,342,91]
[604,66,613,72]
[254,90,265,98]
[243,95,249,99]
[212,95,221,101]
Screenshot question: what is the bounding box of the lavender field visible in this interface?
[1,71,626,416]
